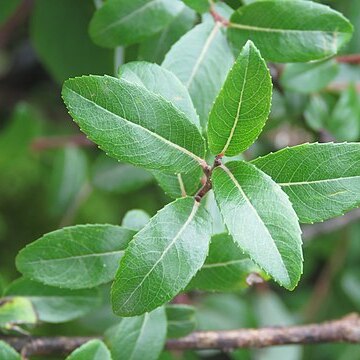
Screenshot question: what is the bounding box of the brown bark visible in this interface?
[1,314,360,357]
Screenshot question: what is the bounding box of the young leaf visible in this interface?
[66,340,112,360]
[16,224,135,289]
[207,41,272,156]
[0,341,20,360]
[111,197,212,316]
[152,168,202,199]
[189,233,260,292]
[122,209,151,231]
[62,75,206,174]
[280,60,339,94]
[166,304,196,338]
[89,0,183,48]
[252,143,360,223]
[92,156,154,194]
[139,6,196,64]
[0,297,37,329]
[118,61,200,128]
[31,0,113,83]
[227,0,353,63]
[105,307,166,360]
[163,21,234,128]
[212,161,303,290]
[5,278,102,323]
[328,85,360,141]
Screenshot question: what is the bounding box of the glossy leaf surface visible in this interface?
[212,161,303,290]
[252,143,360,223]
[16,225,135,289]
[118,61,200,127]
[163,21,234,128]
[62,75,206,173]
[112,197,212,316]
[208,41,272,156]
[228,0,353,62]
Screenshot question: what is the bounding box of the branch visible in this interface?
[336,54,360,64]
[1,314,360,357]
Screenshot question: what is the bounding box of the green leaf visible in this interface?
[163,21,234,128]
[105,307,166,360]
[189,233,260,291]
[212,161,303,290]
[118,61,203,198]
[252,143,360,223]
[280,60,339,94]
[304,94,335,132]
[328,85,360,141]
[16,224,135,289]
[207,41,272,156]
[31,0,113,83]
[66,340,112,360]
[165,304,196,338]
[92,156,154,194]
[0,0,21,25]
[118,61,200,127]
[0,341,21,360]
[122,209,151,231]
[227,0,353,63]
[111,197,212,316]
[182,0,210,13]
[62,75,206,174]
[152,169,202,198]
[5,278,102,323]
[0,297,37,329]
[89,0,184,48]
[49,147,88,216]
[139,6,196,64]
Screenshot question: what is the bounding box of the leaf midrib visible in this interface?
[185,22,221,89]
[118,201,199,312]
[221,49,250,154]
[66,87,205,166]
[229,22,346,35]
[24,250,124,265]
[202,259,250,269]
[279,175,360,186]
[128,314,149,360]
[218,165,289,282]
